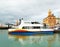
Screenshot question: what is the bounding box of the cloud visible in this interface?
[0,0,60,23]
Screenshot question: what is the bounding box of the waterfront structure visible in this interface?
[43,9,56,27]
[0,24,11,29]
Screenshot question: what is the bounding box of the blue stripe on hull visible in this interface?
[8,31,54,36]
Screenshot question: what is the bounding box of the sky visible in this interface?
[0,0,60,24]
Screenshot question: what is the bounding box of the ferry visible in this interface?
[8,18,54,35]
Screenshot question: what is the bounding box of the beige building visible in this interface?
[43,9,56,27]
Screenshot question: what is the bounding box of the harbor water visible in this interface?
[0,30,60,47]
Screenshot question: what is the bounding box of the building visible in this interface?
[43,9,56,27]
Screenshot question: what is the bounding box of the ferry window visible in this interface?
[31,22,40,24]
[33,26,40,29]
[22,26,32,29]
[22,26,28,29]
[22,26,40,29]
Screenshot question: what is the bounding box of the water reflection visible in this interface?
[8,33,60,47]
[57,33,60,41]
[8,34,28,44]
[47,34,56,47]
[8,34,55,45]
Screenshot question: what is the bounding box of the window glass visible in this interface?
[22,26,40,29]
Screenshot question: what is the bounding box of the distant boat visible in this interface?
[54,26,60,33]
[8,18,54,35]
